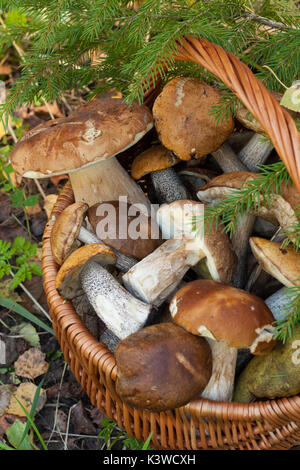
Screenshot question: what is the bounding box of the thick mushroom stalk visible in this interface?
[150,167,188,203]
[80,261,153,339]
[238,133,273,172]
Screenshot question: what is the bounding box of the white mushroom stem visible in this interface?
[238,133,273,172]
[80,261,153,339]
[122,238,203,307]
[69,157,152,213]
[150,168,189,203]
[231,213,256,288]
[201,340,237,402]
[78,226,137,272]
[265,287,297,322]
[211,143,248,173]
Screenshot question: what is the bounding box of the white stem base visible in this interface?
[201,340,237,402]
[69,157,151,213]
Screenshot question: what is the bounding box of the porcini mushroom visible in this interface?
[87,199,162,260]
[152,77,234,161]
[249,237,300,288]
[170,279,276,402]
[131,145,189,203]
[115,322,212,412]
[122,200,237,306]
[50,202,137,271]
[56,245,153,339]
[10,97,153,209]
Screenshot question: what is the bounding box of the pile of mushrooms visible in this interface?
[10,79,300,411]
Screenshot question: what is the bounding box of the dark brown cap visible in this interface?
[115,322,212,412]
[170,279,276,354]
[51,202,88,265]
[10,97,153,178]
[88,200,162,260]
[152,77,234,161]
[131,145,180,180]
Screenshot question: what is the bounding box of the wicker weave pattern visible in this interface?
[42,37,300,450]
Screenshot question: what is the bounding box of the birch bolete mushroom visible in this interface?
[249,237,300,288]
[10,97,153,209]
[152,77,234,161]
[56,245,153,339]
[131,145,188,203]
[115,322,212,412]
[50,202,137,271]
[122,200,237,306]
[170,279,276,402]
[87,199,162,260]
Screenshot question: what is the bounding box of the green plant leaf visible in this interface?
[0,297,53,335]
[6,419,33,450]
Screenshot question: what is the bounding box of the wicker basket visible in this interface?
[42,37,300,450]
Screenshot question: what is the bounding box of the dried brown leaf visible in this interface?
[14,347,48,379]
[6,382,47,417]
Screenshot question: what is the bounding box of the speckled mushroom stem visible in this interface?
[150,167,189,203]
[80,261,153,339]
[69,158,152,214]
[201,340,237,402]
[238,133,273,172]
[265,287,296,323]
[78,226,137,272]
[122,238,203,307]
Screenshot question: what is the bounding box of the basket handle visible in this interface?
[147,36,300,193]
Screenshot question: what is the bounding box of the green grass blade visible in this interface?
[0,297,53,335]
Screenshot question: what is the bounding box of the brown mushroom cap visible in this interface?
[10,97,153,178]
[250,237,300,287]
[115,322,212,412]
[55,244,116,299]
[51,202,88,265]
[87,200,162,260]
[131,145,180,180]
[152,77,234,161]
[170,279,276,354]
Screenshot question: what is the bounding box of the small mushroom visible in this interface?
[10,97,153,209]
[50,202,137,271]
[56,245,153,339]
[152,77,234,161]
[115,322,212,412]
[122,200,237,306]
[131,145,188,203]
[249,237,300,288]
[169,279,276,402]
[87,199,162,260]
[233,324,300,402]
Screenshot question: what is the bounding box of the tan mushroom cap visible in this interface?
[197,172,300,241]
[10,97,153,178]
[115,322,212,412]
[51,202,88,265]
[56,244,116,299]
[170,279,276,354]
[250,237,300,288]
[236,91,300,134]
[88,200,162,260]
[157,200,237,284]
[131,145,180,180]
[152,77,234,161]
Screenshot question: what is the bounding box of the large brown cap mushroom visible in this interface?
[152,77,234,161]
[10,97,153,208]
[51,202,88,265]
[170,280,276,354]
[170,279,276,401]
[249,237,300,288]
[115,322,212,412]
[87,200,162,260]
[55,244,116,299]
[131,145,180,180]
